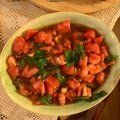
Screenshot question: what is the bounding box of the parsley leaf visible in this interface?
[34,50,47,67]
[76,44,85,59]
[105,55,117,63]
[64,50,78,67]
[39,95,52,105]
[17,56,35,69]
[36,67,49,79]
[74,90,107,102]
[55,68,66,84]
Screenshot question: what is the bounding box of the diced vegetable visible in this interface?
[64,50,78,66]
[39,95,52,105]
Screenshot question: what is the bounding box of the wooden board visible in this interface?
[29,0,119,13]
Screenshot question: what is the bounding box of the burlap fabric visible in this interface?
[0,0,120,120]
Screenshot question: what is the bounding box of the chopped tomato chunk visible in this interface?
[58,93,66,105]
[45,75,60,90]
[35,31,53,44]
[61,65,75,75]
[65,89,76,102]
[25,29,38,40]
[96,72,106,84]
[12,37,25,52]
[79,55,88,67]
[32,78,45,95]
[23,42,30,54]
[18,83,32,96]
[84,29,96,39]
[93,36,103,44]
[21,66,38,78]
[57,20,71,33]
[67,78,81,91]
[85,43,100,54]
[88,53,101,64]
[77,66,89,78]
[83,74,95,83]
[100,46,109,57]
[7,66,20,80]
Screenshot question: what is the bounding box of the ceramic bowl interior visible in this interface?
[0,12,120,116]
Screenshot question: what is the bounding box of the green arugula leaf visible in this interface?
[76,44,85,59]
[88,90,107,102]
[39,95,52,105]
[17,56,35,69]
[55,68,66,84]
[74,90,107,102]
[105,55,117,63]
[36,67,49,79]
[34,50,47,67]
[64,50,78,67]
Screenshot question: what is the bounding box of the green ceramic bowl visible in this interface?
[0,12,120,116]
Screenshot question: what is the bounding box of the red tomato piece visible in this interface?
[35,31,52,44]
[79,55,88,67]
[83,74,95,83]
[100,46,109,58]
[89,62,106,74]
[33,101,42,105]
[88,64,100,75]
[58,93,66,105]
[61,65,75,75]
[77,66,89,79]
[99,54,105,62]
[73,39,83,48]
[85,43,100,54]
[35,31,45,43]
[21,66,38,78]
[84,29,96,39]
[23,42,30,54]
[65,89,76,102]
[32,79,45,96]
[67,78,81,91]
[12,37,25,53]
[93,36,103,44]
[18,83,32,96]
[25,29,38,40]
[77,86,83,97]
[44,32,53,44]
[63,40,71,50]
[45,83,55,96]
[96,72,105,84]
[45,75,60,90]
[88,53,101,64]
[57,20,71,33]
[7,66,20,80]
[83,39,92,46]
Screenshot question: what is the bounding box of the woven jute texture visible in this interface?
[0,0,120,120]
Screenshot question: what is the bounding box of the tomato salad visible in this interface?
[6,20,116,105]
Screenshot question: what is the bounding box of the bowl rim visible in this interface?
[0,12,120,116]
